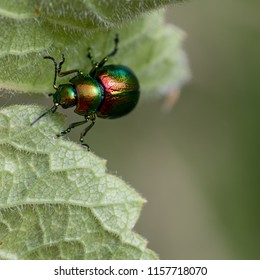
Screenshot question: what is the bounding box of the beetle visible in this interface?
[31,35,140,149]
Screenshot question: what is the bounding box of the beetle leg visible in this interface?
[58,119,89,137]
[80,116,96,150]
[57,53,81,77]
[98,34,119,68]
[107,33,119,58]
[44,56,59,89]
[89,34,119,76]
[87,47,97,67]
[44,55,80,89]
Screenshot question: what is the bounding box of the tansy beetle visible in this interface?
[31,35,140,149]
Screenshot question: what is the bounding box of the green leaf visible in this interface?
[0,0,190,260]
[0,0,190,97]
[0,105,157,260]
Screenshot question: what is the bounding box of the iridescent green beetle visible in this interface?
[32,35,140,149]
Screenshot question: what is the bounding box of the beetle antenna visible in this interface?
[31,105,58,126]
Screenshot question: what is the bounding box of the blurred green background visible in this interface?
[2,0,260,259]
[110,0,259,259]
